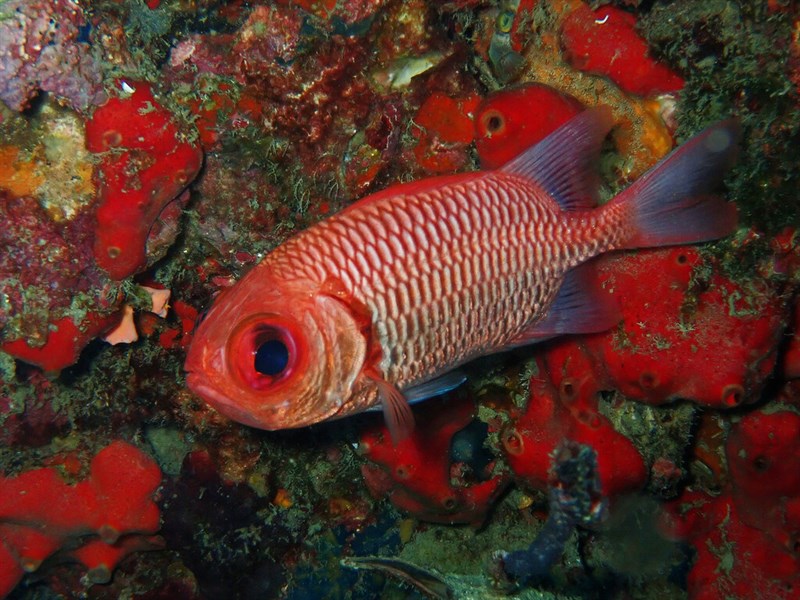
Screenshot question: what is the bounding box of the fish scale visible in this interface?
[271,173,606,389]
[185,108,739,435]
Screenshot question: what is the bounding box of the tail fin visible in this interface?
[612,119,740,249]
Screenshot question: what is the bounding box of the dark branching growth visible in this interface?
[493,441,607,589]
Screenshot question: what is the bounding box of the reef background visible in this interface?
[1,1,799,599]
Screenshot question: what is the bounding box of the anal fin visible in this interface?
[507,261,620,347]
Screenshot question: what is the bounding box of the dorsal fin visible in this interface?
[500,106,615,211]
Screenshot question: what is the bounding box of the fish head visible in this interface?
[184,270,368,430]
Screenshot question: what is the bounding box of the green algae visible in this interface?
[641,0,800,235]
[599,395,696,496]
[145,425,191,476]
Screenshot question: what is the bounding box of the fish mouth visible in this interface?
[185,370,284,430]
[185,370,238,414]
[183,343,226,408]
[184,339,226,388]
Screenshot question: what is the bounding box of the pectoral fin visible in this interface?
[368,372,414,445]
[365,370,468,444]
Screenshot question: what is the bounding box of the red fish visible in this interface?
[185,107,738,440]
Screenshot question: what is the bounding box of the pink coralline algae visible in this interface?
[232,4,374,154]
[165,1,396,176]
[0,193,88,333]
[0,0,106,112]
[0,372,70,448]
[0,191,123,371]
[291,0,389,25]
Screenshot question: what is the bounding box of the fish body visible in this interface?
[185,107,738,438]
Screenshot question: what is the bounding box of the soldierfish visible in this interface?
[184,107,738,440]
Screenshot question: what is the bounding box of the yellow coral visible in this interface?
[513,0,675,180]
[0,146,44,197]
[0,101,95,221]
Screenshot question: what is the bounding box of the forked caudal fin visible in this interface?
[611,118,740,249]
[500,115,740,345]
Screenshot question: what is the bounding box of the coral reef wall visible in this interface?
[1,1,799,598]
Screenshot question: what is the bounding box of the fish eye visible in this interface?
[228,315,302,390]
[254,338,289,376]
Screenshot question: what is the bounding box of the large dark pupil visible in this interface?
[254,339,289,376]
